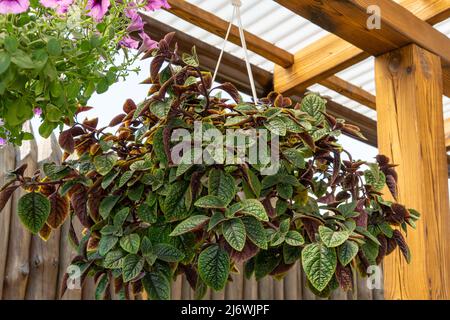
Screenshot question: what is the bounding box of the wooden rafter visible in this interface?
[166,0,293,67]
[139,15,273,97]
[140,14,377,147]
[164,0,377,111]
[445,118,450,150]
[319,76,376,110]
[376,43,450,299]
[274,0,450,97]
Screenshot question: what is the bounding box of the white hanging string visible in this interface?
[212,0,258,105]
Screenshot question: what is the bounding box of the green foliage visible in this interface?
[17,192,50,234]
[302,242,337,292]
[0,2,142,145]
[198,245,230,291]
[2,40,419,299]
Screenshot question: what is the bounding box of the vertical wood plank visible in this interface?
[301,272,316,300]
[82,278,96,300]
[0,145,15,299]
[58,218,83,300]
[2,130,37,299]
[26,135,62,300]
[257,277,273,300]
[171,275,182,300]
[181,275,192,300]
[375,43,450,299]
[356,275,373,300]
[225,263,243,300]
[243,276,258,300]
[283,264,298,300]
[273,278,284,300]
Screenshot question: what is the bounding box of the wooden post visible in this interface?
[3,126,36,299]
[0,145,15,299]
[375,44,450,299]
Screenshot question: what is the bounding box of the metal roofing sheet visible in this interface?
[151,0,450,121]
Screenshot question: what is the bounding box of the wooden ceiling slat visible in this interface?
[274,0,450,97]
[140,14,378,147]
[166,0,293,67]
[319,76,376,110]
[163,0,378,110]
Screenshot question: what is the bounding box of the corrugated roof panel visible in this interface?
[151,0,450,121]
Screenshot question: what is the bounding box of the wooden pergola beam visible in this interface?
[140,14,378,147]
[164,0,377,109]
[376,43,450,299]
[445,118,450,150]
[319,76,376,110]
[274,0,450,97]
[140,15,273,97]
[166,0,293,67]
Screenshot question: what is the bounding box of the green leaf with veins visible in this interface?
[170,215,210,236]
[198,245,230,291]
[122,254,144,282]
[318,225,349,248]
[338,240,359,266]
[302,242,337,291]
[17,192,51,234]
[222,218,246,252]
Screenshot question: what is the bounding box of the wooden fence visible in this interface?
[0,129,384,300]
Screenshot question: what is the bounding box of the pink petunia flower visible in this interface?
[125,6,144,32]
[144,0,170,11]
[0,0,30,14]
[119,36,139,49]
[33,107,42,116]
[138,31,157,53]
[40,0,73,14]
[0,137,6,146]
[86,0,110,22]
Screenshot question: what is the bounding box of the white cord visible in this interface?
[211,6,235,85]
[212,0,258,105]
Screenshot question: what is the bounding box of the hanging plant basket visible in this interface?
[0,33,419,300]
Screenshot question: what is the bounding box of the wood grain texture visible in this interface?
[140,15,273,98]
[0,145,15,299]
[274,0,450,97]
[140,15,377,147]
[2,133,37,299]
[445,118,450,150]
[275,34,369,94]
[283,262,299,299]
[242,275,258,300]
[275,0,450,62]
[26,136,62,300]
[165,0,293,67]
[157,2,377,111]
[443,66,450,97]
[319,76,376,110]
[375,44,450,299]
[59,218,83,300]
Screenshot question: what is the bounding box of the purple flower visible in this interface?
[144,0,170,11]
[138,31,157,54]
[0,137,6,146]
[33,107,42,116]
[125,7,144,33]
[119,36,139,49]
[86,0,110,22]
[40,0,73,14]
[0,0,30,14]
